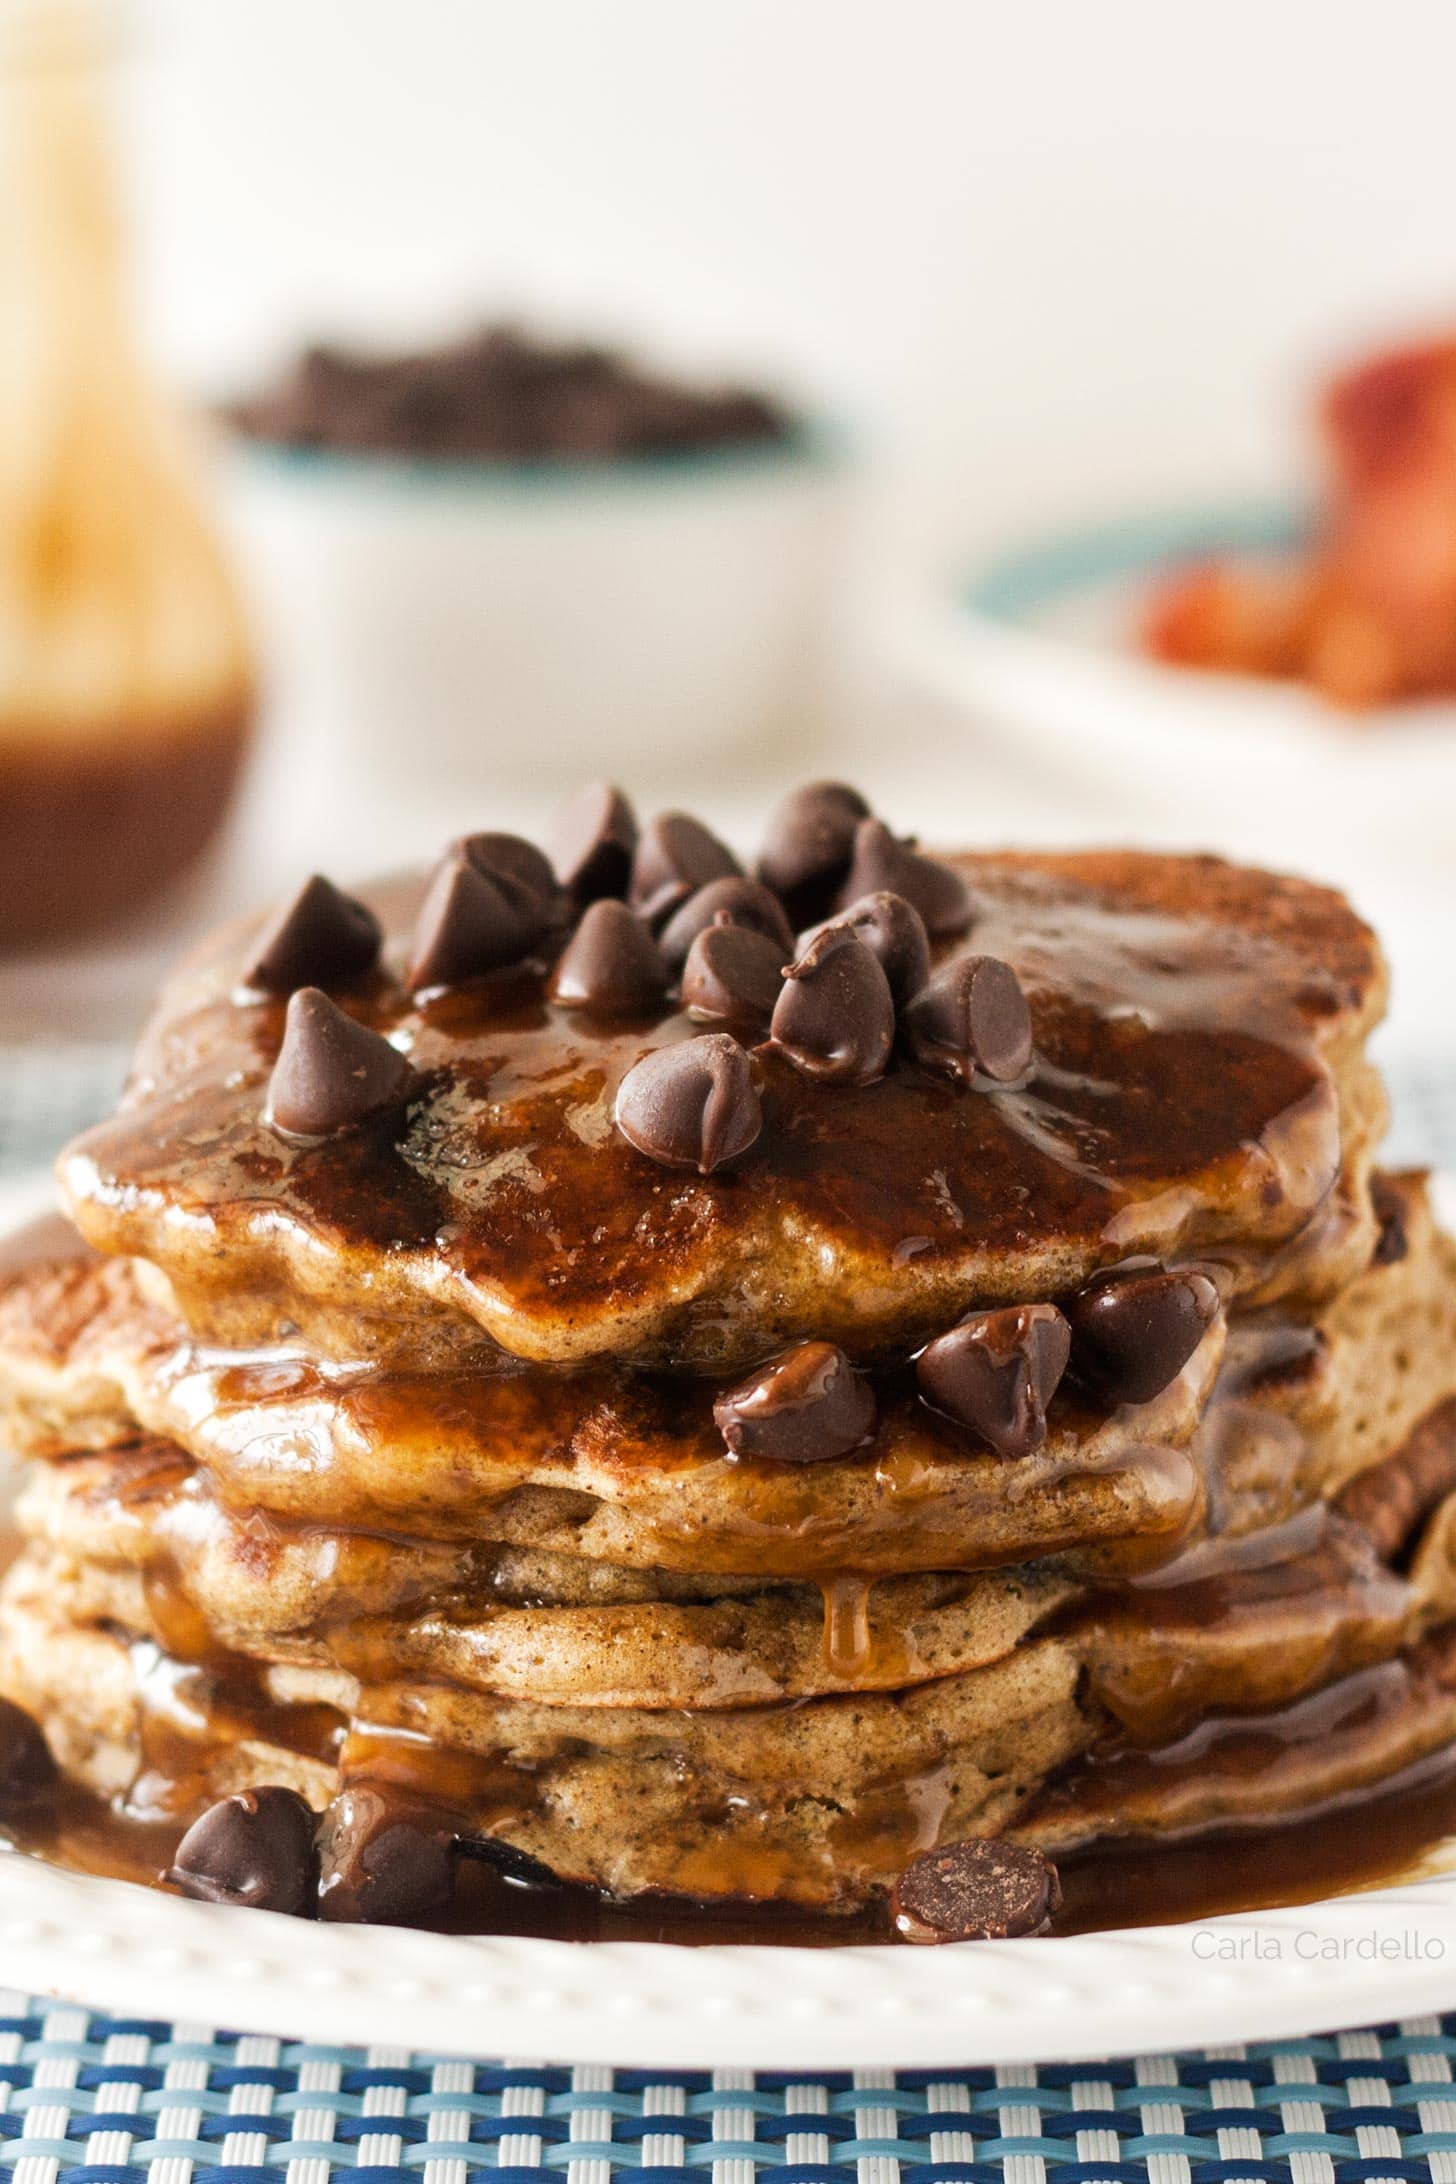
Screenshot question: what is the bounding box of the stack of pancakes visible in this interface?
[0,806,1454,1916]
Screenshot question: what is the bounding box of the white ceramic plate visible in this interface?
[888,498,1456,882]
[4,1171,1456,2069]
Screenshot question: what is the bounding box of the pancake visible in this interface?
[0,1579,1086,1906]
[58,851,1385,1370]
[14,1365,1456,1720]
[0,1246,1215,1577]
[12,1521,1076,1711]
[1026,1633,1456,1855]
[6,1388,1456,1906]
[6,803,1456,1931]
[2,1175,1450,1585]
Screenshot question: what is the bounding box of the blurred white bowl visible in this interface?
[890,499,1456,879]
[223,428,852,816]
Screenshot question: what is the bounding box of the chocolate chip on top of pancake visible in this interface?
[57,797,1385,1369]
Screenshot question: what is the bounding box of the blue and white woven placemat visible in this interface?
[0,1041,1453,2172]
[2,1997,1456,2182]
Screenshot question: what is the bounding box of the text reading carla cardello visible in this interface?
[1191,1927,1446,1962]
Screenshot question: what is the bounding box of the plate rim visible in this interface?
[888,497,1456,779]
[3,1171,1456,2069]
[958,495,1456,745]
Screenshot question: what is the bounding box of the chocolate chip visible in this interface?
[905,956,1032,1084]
[614,1034,761,1173]
[408,854,537,990]
[917,1303,1071,1458]
[1065,1262,1221,1405]
[658,877,794,969]
[801,890,931,1010]
[838,818,974,938]
[892,1838,1061,1943]
[549,782,637,903]
[266,988,415,1138]
[681,917,786,1023]
[629,812,742,924]
[235,327,790,462]
[457,831,561,932]
[770,927,895,1086]
[243,875,381,994]
[1371,1173,1409,1267]
[756,780,872,923]
[316,1785,457,1926]
[713,1339,876,1462]
[165,1786,318,1915]
[0,1697,56,1811]
[549,900,669,1011]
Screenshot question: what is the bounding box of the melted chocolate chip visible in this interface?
[801,889,931,1010]
[457,831,560,928]
[614,1033,762,1173]
[1065,1262,1221,1405]
[770,927,895,1085]
[658,876,795,968]
[916,1303,1071,1458]
[629,812,742,924]
[713,1339,876,1462]
[549,900,669,1012]
[892,1838,1062,1943]
[243,875,381,994]
[549,782,638,903]
[316,1786,458,1925]
[165,1786,318,1915]
[905,955,1033,1084]
[756,779,872,924]
[0,1697,56,1811]
[681,917,786,1023]
[408,854,537,990]
[266,988,415,1138]
[838,818,974,937]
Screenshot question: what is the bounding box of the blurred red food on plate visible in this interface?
[1144,332,1456,709]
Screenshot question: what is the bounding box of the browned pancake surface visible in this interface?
[58,851,1385,1366]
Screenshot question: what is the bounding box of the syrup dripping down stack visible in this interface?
[1,783,1455,1916]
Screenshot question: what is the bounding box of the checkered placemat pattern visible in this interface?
[2,2000,1456,2181]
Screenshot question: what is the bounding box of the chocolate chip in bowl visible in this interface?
[230,326,794,466]
[0,783,1449,1963]
[225,334,848,796]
